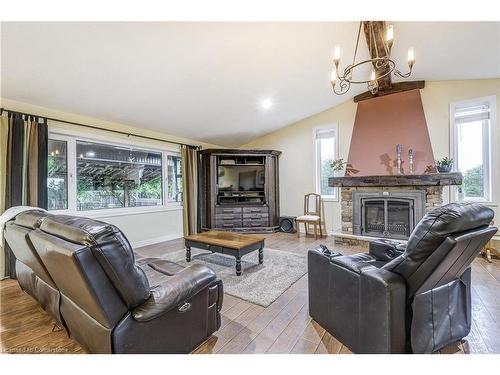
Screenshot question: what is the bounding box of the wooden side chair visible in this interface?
[296,193,326,240]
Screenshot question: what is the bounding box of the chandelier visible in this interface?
[331,22,415,95]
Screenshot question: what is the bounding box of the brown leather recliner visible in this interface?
[308,202,497,353]
[5,211,223,353]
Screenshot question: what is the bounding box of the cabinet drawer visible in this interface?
[216,207,243,214]
[243,218,269,227]
[216,212,242,220]
[242,206,268,214]
[215,219,242,228]
[243,213,269,220]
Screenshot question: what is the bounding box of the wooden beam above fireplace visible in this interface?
[363,21,392,92]
[353,80,426,103]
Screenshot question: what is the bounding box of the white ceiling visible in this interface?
[1,22,499,147]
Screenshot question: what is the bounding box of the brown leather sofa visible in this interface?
[4,211,223,353]
[3,210,64,329]
[308,202,497,353]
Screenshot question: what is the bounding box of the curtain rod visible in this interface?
[0,107,202,150]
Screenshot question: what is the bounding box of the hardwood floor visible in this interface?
[1,232,499,354]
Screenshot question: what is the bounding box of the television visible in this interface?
[218,165,265,192]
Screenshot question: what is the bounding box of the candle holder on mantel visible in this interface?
[408,148,414,174]
[396,144,403,175]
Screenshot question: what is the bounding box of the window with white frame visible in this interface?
[451,97,495,202]
[48,140,69,210]
[167,154,183,203]
[47,134,182,214]
[314,126,338,199]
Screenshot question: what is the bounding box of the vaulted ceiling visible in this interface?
[2,22,499,147]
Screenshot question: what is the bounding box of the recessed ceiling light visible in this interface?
[86,151,96,157]
[260,97,273,110]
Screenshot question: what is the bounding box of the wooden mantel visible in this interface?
[328,172,463,188]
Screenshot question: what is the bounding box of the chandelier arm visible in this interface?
[394,68,412,78]
[352,22,362,67]
[382,23,390,57]
[370,22,379,60]
[341,58,395,84]
[332,78,351,95]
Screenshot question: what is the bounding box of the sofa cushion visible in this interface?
[330,253,386,274]
[40,215,150,308]
[383,202,494,281]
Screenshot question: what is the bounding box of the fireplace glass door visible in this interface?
[363,200,386,236]
[387,200,412,238]
[362,198,413,239]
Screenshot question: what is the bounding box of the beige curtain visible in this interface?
[0,116,9,278]
[181,145,199,236]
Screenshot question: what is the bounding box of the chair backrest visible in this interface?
[4,210,56,288]
[383,202,496,297]
[28,214,151,328]
[304,193,322,217]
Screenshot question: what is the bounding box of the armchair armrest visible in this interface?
[132,264,217,322]
[369,239,406,263]
[359,267,407,353]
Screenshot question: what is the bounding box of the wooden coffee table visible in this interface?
[184,231,265,276]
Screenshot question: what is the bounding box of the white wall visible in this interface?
[242,79,500,245]
[0,97,222,249]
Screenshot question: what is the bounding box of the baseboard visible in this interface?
[131,233,183,249]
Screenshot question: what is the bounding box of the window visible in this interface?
[76,141,163,210]
[451,97,495,202]
[314,126,338,199]
[167,155,183,203]
[47,133,183,214]
[47,139,68,210]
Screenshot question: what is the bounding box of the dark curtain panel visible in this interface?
[2,112,48,278]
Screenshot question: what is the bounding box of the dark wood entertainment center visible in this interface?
[199,149,281,233]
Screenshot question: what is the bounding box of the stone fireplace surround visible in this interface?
[329,173,462,248]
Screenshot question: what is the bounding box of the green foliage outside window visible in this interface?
[462,165,484,198]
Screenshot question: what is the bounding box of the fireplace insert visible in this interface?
[352,191,426,240]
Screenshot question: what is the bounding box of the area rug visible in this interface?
[160,248,307,307]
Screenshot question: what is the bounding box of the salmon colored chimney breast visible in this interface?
[346,89,435,176]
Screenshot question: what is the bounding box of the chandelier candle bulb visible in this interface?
[370,69,376,81]
[334,45,341,63]
[386,24,394,49]
[330,68,337,84]
[408,48,415,65]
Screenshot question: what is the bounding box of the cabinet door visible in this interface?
[265,155,280,226]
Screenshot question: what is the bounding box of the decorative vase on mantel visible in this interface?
[334,170,344,177]
[331,158,347,178]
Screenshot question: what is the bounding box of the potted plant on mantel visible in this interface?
[435,157,454,173]
[331,158,347,177]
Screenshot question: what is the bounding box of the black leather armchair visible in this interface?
[308,202,497,353]
[5,211,223,353]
